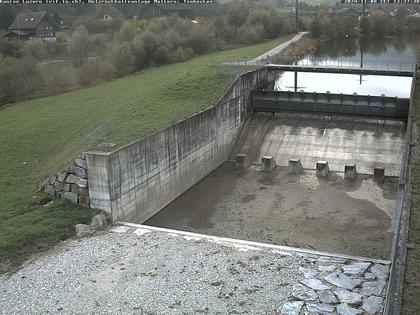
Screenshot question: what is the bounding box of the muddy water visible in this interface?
[144,163,398,259]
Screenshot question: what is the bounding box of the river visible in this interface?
[274,37,417,98]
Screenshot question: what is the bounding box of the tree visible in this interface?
[23,39,47,61]
[68,25,91,66]
[109,42,134,77]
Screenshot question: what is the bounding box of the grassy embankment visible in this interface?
[0,34,294,272]
[402,81,420,314]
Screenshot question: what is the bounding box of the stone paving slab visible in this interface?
[0,225,390,314]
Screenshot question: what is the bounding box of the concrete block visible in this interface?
[374,167,385,183]
[262,156,276,172]
[288,159,303,175]
[316,161,329,178]
[344,164,357,180]
[235,154,250,169]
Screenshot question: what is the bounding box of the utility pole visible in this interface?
[295,0,299,34]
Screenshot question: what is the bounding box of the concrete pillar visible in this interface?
[344,164,357,180]
[235,154,250,169]
[288,159,303,175]
[262,156,276,172]
[374,167,385,183]
[316,161,329,178]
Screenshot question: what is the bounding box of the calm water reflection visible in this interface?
[275,37,416,97]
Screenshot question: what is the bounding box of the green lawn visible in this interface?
[402,82,420,314]
[0,34,293,272]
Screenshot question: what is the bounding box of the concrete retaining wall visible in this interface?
[86,68,274,222]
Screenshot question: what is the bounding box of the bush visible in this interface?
[0,39,24,58]
[68,25,91,66]
[109,42,134,77]
[0,57,42,104]
[78,59,115,86]
[23,39,47,61]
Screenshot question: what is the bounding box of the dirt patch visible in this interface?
[145,163,398,259]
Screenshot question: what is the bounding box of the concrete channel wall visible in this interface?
[85,67,275,222]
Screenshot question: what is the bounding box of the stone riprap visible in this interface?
[283,257,389,315]
[41,156,90,207]
[0,224,389,314]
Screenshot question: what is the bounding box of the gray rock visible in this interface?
[74,166,87,179]
[91,214,107,231]
[318,290,338,304]
[306,303,334,314]
[57,171,67,183]
[66,174,82,184]
[324,272,362,290]
[66,174,88,188]
[318,265,338,273]
[291,284,317,301]
[44,184,56,196]
[61,192,78,203]
[362,296,383,314]
[301,278,331,290]
[75,158,87,169]
[370,264,389,280]
[63,183,71,192]
[334,289,362,305]
[75,224,92,238]
[281,301,304,315]
[54,182,64,191]
[342,262,371,276]
[77,178,88,188]
[360,280,386,296]
[299,267,318,278]
[364,272,377,281]
[336,304,363,315]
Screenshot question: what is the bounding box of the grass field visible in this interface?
[0,34,294,272]
[402,82,420,314]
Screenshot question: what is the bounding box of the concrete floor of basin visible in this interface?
[144,162,398,260]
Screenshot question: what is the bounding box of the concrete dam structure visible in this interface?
[85,67,277,222]
[79,64,414,314]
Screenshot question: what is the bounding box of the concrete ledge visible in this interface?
[120,222,390,265]
[374,167,385,183]
[262,156,276,172]
[316,161,329,178]
[344,164,357,180]
[236,154,250,169]
[288,159,303,175]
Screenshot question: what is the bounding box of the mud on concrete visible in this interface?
[144,163,398,260]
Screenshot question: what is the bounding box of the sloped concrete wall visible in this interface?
[86,68,273,222]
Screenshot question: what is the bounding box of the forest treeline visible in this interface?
[0,1,297,105]
[310,6,420,39]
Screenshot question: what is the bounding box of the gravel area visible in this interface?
[0,225,389,314]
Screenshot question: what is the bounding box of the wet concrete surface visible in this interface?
[231,112,406,176]
[144,163,398,260]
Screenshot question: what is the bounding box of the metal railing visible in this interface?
[221,57,417,73]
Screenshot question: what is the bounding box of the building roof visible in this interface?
[8,11,48,30]
[142,3,192,12]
